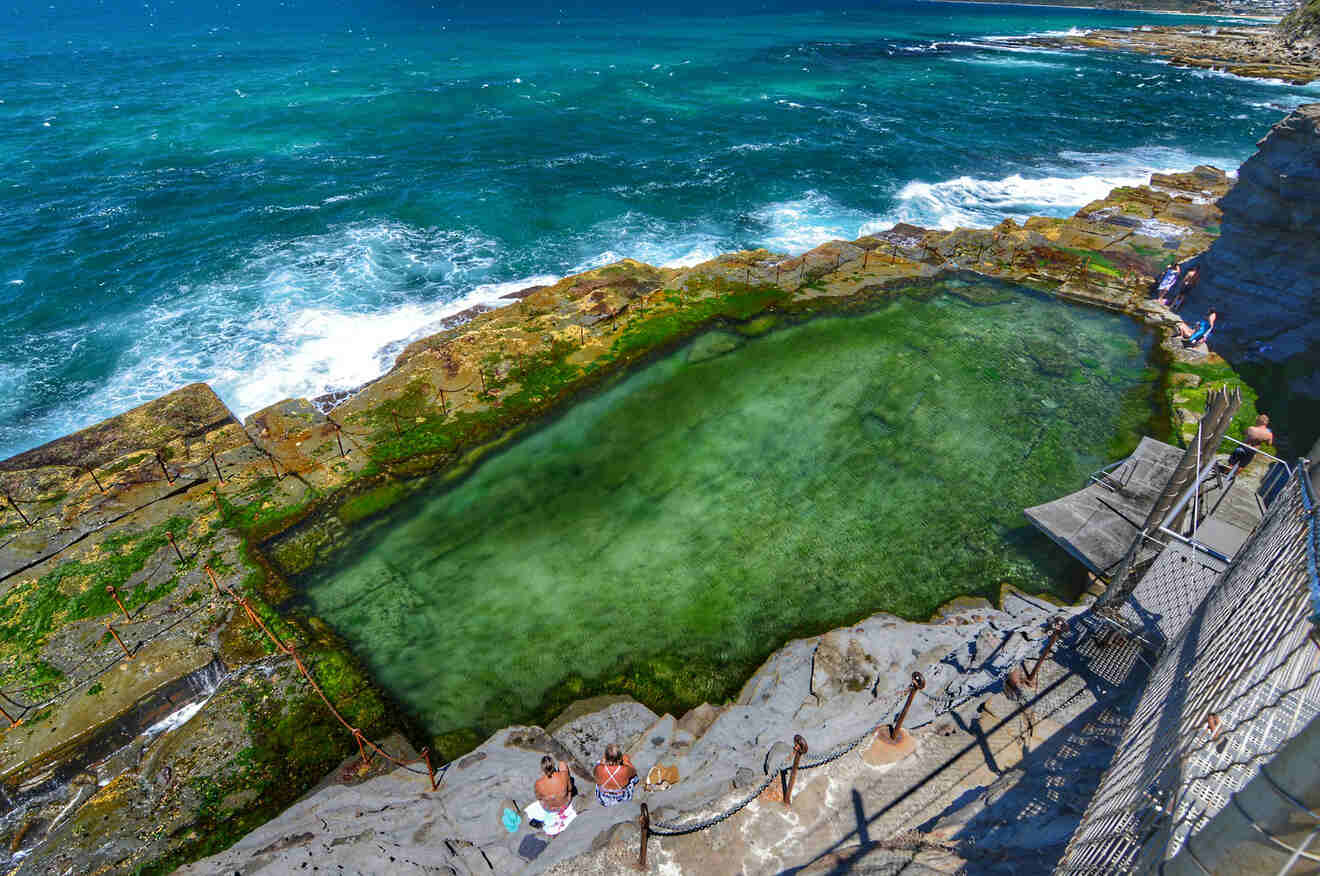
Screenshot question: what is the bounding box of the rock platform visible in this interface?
[0,141,1261,874]
[183,591,1145,875]
[1018,24,1320,85]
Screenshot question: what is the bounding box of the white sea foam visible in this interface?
[570,220,725,272]
[82,221,562,421]
[861,147,1232,233]
[750,191,875,253]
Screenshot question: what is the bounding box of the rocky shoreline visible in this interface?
[1015,23,1320,84]
[0,112,1287,873]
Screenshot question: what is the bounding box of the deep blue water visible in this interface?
[1,0,1316,458]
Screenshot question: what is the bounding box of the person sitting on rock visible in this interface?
[534,755,573,815]
[1226,414,1275,469]
[593,744,639,807]
[1154,263,1181,305]
[1178,308,1216,345]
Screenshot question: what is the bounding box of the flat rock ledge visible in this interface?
[181,588,1134,875]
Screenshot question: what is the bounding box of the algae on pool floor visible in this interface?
[300,284,1158,751]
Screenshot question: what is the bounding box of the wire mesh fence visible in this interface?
[1056,459,1320,874]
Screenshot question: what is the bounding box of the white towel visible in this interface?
[523,799,577,836]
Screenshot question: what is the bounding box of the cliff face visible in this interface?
[1280,0,1320,43]
[1193,104,1320,442]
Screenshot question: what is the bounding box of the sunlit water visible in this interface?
[2,1,1317,458]
[300,281,1159,748]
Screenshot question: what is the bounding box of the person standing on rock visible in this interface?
[1170,265,1200,311]
[1155,263,1181,305]
[534,756,573,814]
[593,744,639,806]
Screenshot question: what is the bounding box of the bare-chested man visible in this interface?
[1227,414,1275,468]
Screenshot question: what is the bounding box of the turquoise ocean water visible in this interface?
[2,0,1316,459]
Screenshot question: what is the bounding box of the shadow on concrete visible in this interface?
[777,627,1150,876]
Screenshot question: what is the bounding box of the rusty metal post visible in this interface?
[390,410,401,436]
[890,672,925,742]
[421,747,438,791]
[106,585,131,622]
[165,530,185,563]
[783,734,808,809]
[636,803,650,871]
[352,728,370,768]
[580,325,585,346]
[157,451,174,485]
[105,623,133,659]
[863,249,869,269]
[438,388,448,417]
[210,451,225,484]
[1023,617,1067,687]
[0,701,18,727]
[204,564,221,595]
[479,370,487,392]
[327,420,348,457]
[776,264,781,283]
[5,493,30,527]
[88,467,106,493]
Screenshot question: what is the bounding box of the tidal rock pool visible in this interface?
[299,283,1160,751]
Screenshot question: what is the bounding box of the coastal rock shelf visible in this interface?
[0,158,1252,874]
[1017,24,1320,85]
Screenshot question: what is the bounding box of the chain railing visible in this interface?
[642,623,1068,842]
[1056,458,1320,874]
[0,450,443,798]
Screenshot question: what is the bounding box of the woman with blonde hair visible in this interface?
[593,743,639,806]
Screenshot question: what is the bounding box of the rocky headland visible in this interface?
[1190,104,1320,442]
[1016,22,1320,84]
[3,104,1314,874]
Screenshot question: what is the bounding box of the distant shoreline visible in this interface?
[924,0,1281,21]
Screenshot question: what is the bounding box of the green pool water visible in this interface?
[299,282,1161,752]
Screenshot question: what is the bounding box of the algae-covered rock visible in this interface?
[685,331,744,364]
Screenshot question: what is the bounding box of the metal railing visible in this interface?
[1056,458,1320,873]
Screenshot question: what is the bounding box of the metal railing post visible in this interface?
[156,451,174,485]
[1024,617,1067,688]
[106,585,130,622]
[636,803,650,871]
[105,622,133,659]
[783,735,808,809]
[891,672,925,741]
[165,530,185,563]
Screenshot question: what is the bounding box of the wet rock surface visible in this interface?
[183,594,1143,875]
[1020,25,1320,85]
[0,138,1257,873]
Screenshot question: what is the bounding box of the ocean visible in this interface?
[2,0,1316,459]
